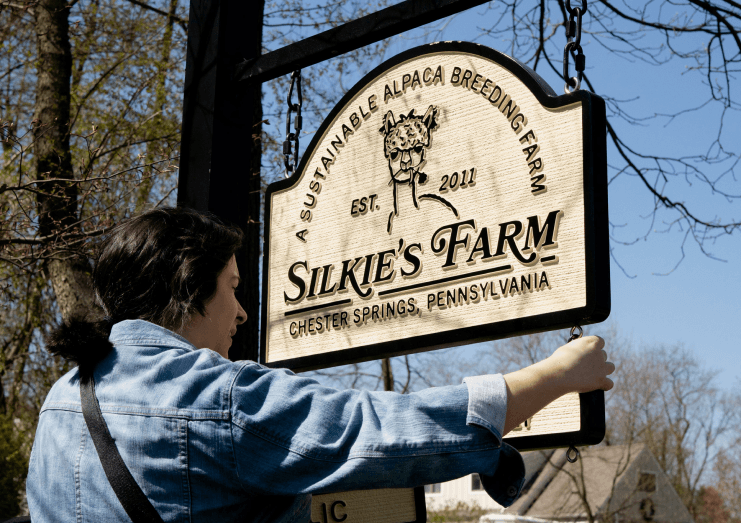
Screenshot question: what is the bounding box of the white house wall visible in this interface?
[424,474,505,512]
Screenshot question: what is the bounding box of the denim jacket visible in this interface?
[27,320,525,522]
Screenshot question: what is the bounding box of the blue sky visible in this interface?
[263,2,740,390]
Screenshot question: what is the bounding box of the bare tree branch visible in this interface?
[120,0,188,32]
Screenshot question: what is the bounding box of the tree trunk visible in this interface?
[46,258,100,321]
[34,0,100,321]
[382,358,394,392]
[138,0,179,209]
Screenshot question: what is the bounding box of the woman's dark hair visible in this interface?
[46,206,244,367]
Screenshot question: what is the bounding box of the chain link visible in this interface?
[567,325,583,342]
[283,70,303,178]
[563,1,587,94]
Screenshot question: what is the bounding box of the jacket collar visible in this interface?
[109,319,197,352]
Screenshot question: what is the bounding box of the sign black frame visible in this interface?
[411,486,426,523]
[260,42,610,375]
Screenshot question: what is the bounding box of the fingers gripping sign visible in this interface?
[502,332,615,436]
[553,334,615,393]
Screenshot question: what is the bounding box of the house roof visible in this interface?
[503,443,693,522]
[521,445,638,518]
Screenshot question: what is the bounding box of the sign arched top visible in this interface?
[261,42,610,372]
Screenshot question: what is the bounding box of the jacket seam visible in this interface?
[229,362,253,494]
[230,419,249,494]
[466,414,503,445]
[230,416,501,463]
[110,337,194,350]
[75,419,86,523]
[225,361,251,413]
[179,418,192,523]
[41,402,229,420]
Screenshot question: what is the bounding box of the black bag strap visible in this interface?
[79,370,165,523]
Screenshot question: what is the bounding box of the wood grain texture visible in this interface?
[311,488,417,523]
[265,49,586,366]
[503,392,581,439]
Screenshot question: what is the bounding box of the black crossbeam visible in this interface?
[235,0,491,86]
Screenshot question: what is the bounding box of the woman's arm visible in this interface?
[502,335,614,434]
[227,335,614,498]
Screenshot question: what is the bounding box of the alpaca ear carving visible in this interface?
[422,105,439,132]
[379,111,396,136]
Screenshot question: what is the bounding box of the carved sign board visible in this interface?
[260,41,610,371]
[502,389,605,449]
[310,487,424,523]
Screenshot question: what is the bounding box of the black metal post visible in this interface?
[178,0,264,362]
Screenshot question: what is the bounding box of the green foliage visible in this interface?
[1,0,187,512]
[0,414,29,518]
[427,501,487,522]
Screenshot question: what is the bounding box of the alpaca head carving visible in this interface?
[379,105,439,184]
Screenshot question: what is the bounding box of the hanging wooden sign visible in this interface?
[260,41,609,372]
[310,487,425,523]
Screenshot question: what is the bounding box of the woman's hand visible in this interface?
[546,335,615,394]
[502,335,615,435]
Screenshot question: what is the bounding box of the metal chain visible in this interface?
[567,324,583,342]
[563,0,587,94]
[283,70,303,178]
[565,323,583,462]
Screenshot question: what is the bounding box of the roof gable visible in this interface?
[504,444,693,522]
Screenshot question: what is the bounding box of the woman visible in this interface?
[27,206,614,522]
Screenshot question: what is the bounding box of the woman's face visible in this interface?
[181,255,247,358]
